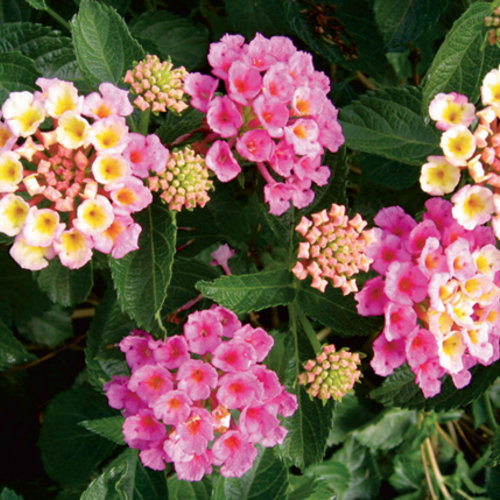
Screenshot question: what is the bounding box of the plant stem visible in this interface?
[46,6,72,32]
[425,437,452,499]
[420,443,438,500]
[138,108,151,135]
[483,392,498,431]
[295,304,322,353]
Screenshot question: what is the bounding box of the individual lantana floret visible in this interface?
[428,92,476,131]
[184,32,344,216]
[298,344,362,402]
[292,203,376,294]
[0,77,162,270]
[103,305,298,481]
[148,146,213,211]
[355,199,500,398]
[124,54,189,114]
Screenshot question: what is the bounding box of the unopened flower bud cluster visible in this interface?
[104,305,297,481]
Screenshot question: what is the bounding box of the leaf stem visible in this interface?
[46,6,72,32]
[420,443,438,500]
[294,303,321,354]
[425,437,452,499]
[483,392,498,431]
[138,108,151,135]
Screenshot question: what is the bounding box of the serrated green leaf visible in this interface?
[213,447,288,500]
[0,51,40,103]
[288,475,332,500]
[296,282,383,336]
[360,154,420,190]
[23,0,46,9]
[422,2,499,110]
[284,0,390,78]
[371,362,500,411]
[331,437,380,500]
[79,415,125,446]
[110,202,176,332]
[156,106,204,145]
[352,408,417,450]
[489,429,500,467]
[0,488,24,500]
[85,289,137,389]
[196,269,295,314]
[130,10,208,70]
[167,475,211,500]
[71,0,144,88]
[224,0,290,39]
[38,384,117,488]
[339,86,440,166]
[306,461,350,497]
[17,304,72,347]
[35,259,93,307]
[389,448,424,494]
[80,448,168,500]
[0,317,35,370]
[374,0,450,52]
[162,256,219,316]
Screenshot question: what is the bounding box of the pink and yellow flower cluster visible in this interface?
[0,78,164,270]
[104,305,297,481]
[298,344,362,402]
[292,203,375,294]
[184,32,344,215]
[355,199,500,398]
[420,65,500,238]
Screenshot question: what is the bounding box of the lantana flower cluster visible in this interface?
[184,32,344,216]
[420,64,500,238]
[124,54,189,114]
[0,77,168,270]
[298,344,362,402]
[103,305,298,481]
[355,198,500,398]
[292,203,376,294]
[485,6,500,47]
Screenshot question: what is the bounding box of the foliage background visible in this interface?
[1,0,500,499]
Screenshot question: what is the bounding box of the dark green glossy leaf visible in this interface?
[79,415,125,446]
[305,461,350,498]
[0,51,40,104]
[23,0,46,9]
[71,0,144,88]
[213,447,288,500]
[35,259,93,307]
[196,269,296,314]
[38,384,117,488]
[156,106,204,145]
[130,11,208,70]
[339,86,440,166]
[110,202,176,332]
[167,475,211,500]
[80,449,168,500]
[360,154,420,191]
[422,2,499,110]
[0,317,36,370]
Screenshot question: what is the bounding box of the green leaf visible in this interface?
[389,448,424,494]
[360,154,420,191]
[213,447,288,500]
[110,202,176,332]
[374,0,450,52]
[156,106,204,145]
[196,269,296,314]
[352,408,417,450]
[339,86,440,166]
[38,384,117,488]
[224,0,290,39]
[35,259,93,307]
[85,289,137,389]
[167,475,211,500]
[0,318,35,370]
[162,256,219,316]
[331,437,380,499]
[371,362,500,411]
[80,448,168,500]
[130,11,208,70]
[17,304,72,347]
[489,429,500,467]
[0,488,24,500]
[422,2,499,110]
[305,461,350,497]
[23,0,46,9]
[296,283,383,336]
[0,51,40,103]
[284,0,390,78]
[79,415,125,446]
[71,0,144,88]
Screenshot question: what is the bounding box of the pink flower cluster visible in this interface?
[148,146,213,211]
[184,33,344,215]
[0,78,168,270]
[104,305,298,481]
[298,344,362,401]
[292,203,376,294]
[355,198,500,398]
[124,55,189,114]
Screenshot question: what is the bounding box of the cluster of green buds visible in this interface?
[485,6,500,47]
[148,146,213,211]
[124,54,189,114]
[298,344,362,402]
